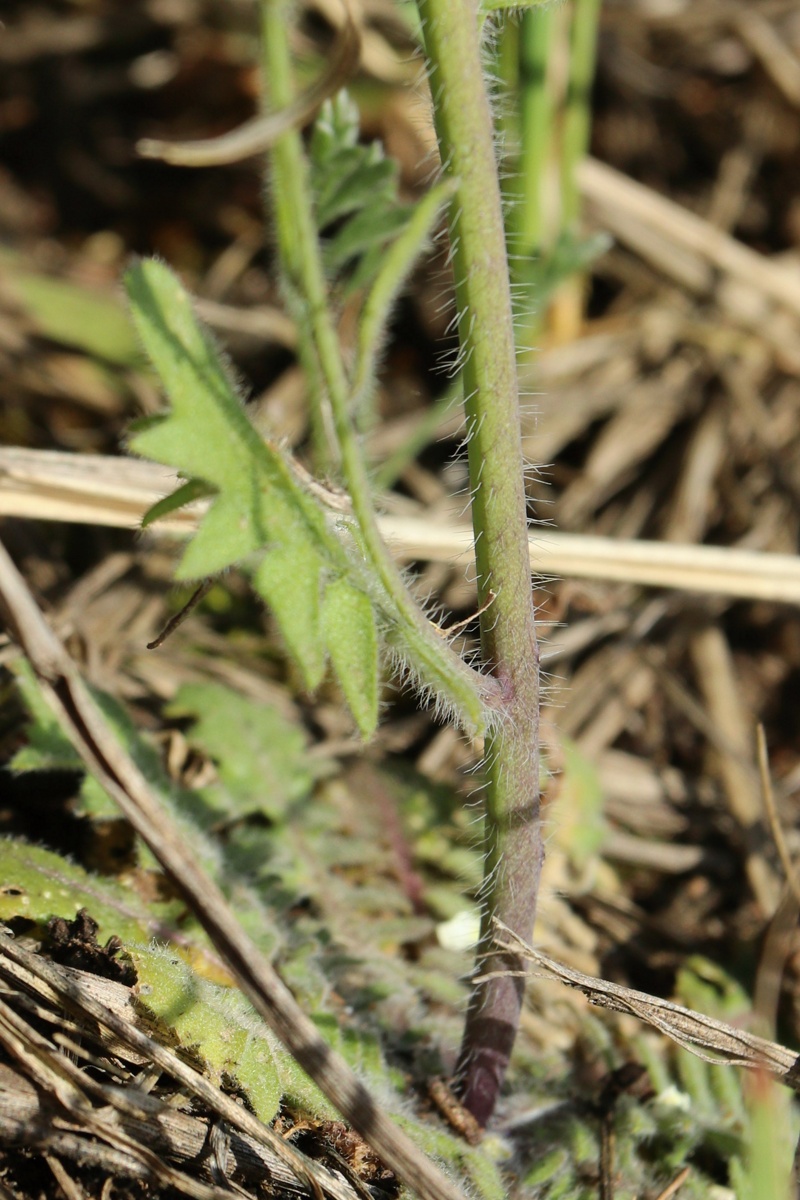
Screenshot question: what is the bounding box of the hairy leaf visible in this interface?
[254,539,326,691]
[133,944,283,1123]
[165,682,318,817]
[480,0,552,11]
[0,248,142,367]
[0,837,171,944]
[141,478,216,528]
[309,92,415,293]
[125,259,334,569]
[125,259,384,728]
[321,578,379,738]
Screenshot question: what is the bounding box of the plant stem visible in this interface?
[501,5,557,357]
[417,0,543,1125]
[260,0,498,731]
[518,5,556,260]
[561,0,602,233]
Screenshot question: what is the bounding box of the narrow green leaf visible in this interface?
[0,249,142,366]
[354,177,458,405]
[141,479,215,529]
[254,539,326,690]
[321,578,379,738]
[324,203,412,273]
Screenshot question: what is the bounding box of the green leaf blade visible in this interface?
[166,681,316,817]
[253,541,326,690]
[321,578,379,738]
[125,259,264,489]
[141,479,216,529]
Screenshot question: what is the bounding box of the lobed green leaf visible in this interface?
[125,259,336,578]
[125,259,391,728]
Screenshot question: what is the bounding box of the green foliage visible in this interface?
[11,599,795,1198]
[513,229,612,317]
[321,577,379,739]
[550,736,606,873]
[0,248,142,367]
[124,258,379,735]
[481,0,552,12]
[497,953,800,1199]
[0,837,172,942]
[126,259,333,581]
[2,663,514,1199]
[11,659,164,818]
[133,944,284,1122]
[309,92,414,292]
[141,478,216,528]
[165,682,320,817]
[353,175,457,420]
[731,1074,795,1200]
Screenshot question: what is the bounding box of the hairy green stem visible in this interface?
[417,0,542,1125]
[260,0,497,731]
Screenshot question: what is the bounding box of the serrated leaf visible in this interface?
[309,91,414,292]
[125,260,337,576]
[321,578,378,738]
[125,259,364,688]
[315,149,397,229]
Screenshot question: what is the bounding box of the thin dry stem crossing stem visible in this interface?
[5,449,800,604]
